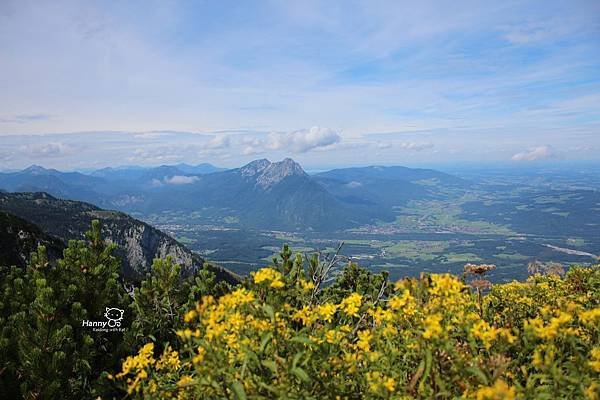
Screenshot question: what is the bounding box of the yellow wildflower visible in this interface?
[293,305,317,326]
[325,329,344,344]
[316,302,338,322]
[298,279,315,291]
[429,274,464,297]
[356,329,372,352]
[252,267,285,289]
[192,347,206,365]
[177,375,194,387]
[383,325,398,337]
[389,289,415,315]
[580,308,600,326]
[366,371,396,394]
[384,377,396,392]
[220,288,256,309]
[526,311,572,340]
[423,313,443,340]
[585,382,599,400]
[471,320,514,349]
[183,309,197,323]
[475,379,517,400]
[118,342,155,377]
[155,347,180,371]
[340,293,362,317]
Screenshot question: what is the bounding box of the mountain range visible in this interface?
[0,159,468,231]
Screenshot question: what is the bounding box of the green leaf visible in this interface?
[291,367,311,383]
[258,382,279,394]
[230,381,247,400]
[423,348,432,382]
[292,351,304,369]
[466,366,489,385]
[290,335,314,346]
[263,304,275,320]
[261,359,278,374]
[260,332,273,353]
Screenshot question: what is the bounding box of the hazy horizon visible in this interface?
[3,152,600,174]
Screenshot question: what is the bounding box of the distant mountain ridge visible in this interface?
[0,192,238,283]
[0,159,469,232]
[314,165,468,208]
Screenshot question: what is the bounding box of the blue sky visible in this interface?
[0,0,599,170]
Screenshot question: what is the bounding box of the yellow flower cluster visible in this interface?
[388,289,415,315]
[316,302,338,322]
[117,343,157,394]
[366,371,396,395]
[252,267,285,288]
[422,313,443,340]
[115,265,599,399]
[474,379,516,400]
[340,292,362,317]
[526,310,573,340]
[470,320,515,349]
[580,307,600,326]
[155,347,180,371]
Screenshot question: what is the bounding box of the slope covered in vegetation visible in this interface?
[0,222,598,399]
[116,255,599,399]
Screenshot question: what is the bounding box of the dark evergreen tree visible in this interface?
[127,257,231,351]
[0,220,129,399]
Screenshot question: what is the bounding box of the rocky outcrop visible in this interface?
[255,158,308,189]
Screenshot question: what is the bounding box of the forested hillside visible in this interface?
[0,192,237,283]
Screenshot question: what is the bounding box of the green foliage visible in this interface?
[0,220,128,399]
[115,258,600,399]
[127,257,230,350]
[0,220,226,399]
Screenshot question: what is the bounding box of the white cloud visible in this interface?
[242,146,261,156]
[345,181,363,188]
[164,175,199,185]
[511,145,555,161]
[150,178,163,187]
[398,142,434,151]
[376,141,392,149]
[267,126,341,153]
[128,146,185,163]
[19,141,75,158]
[205,134,231,150]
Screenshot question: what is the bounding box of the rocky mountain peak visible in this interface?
[240,159,271,177]
[256,158,307,189]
